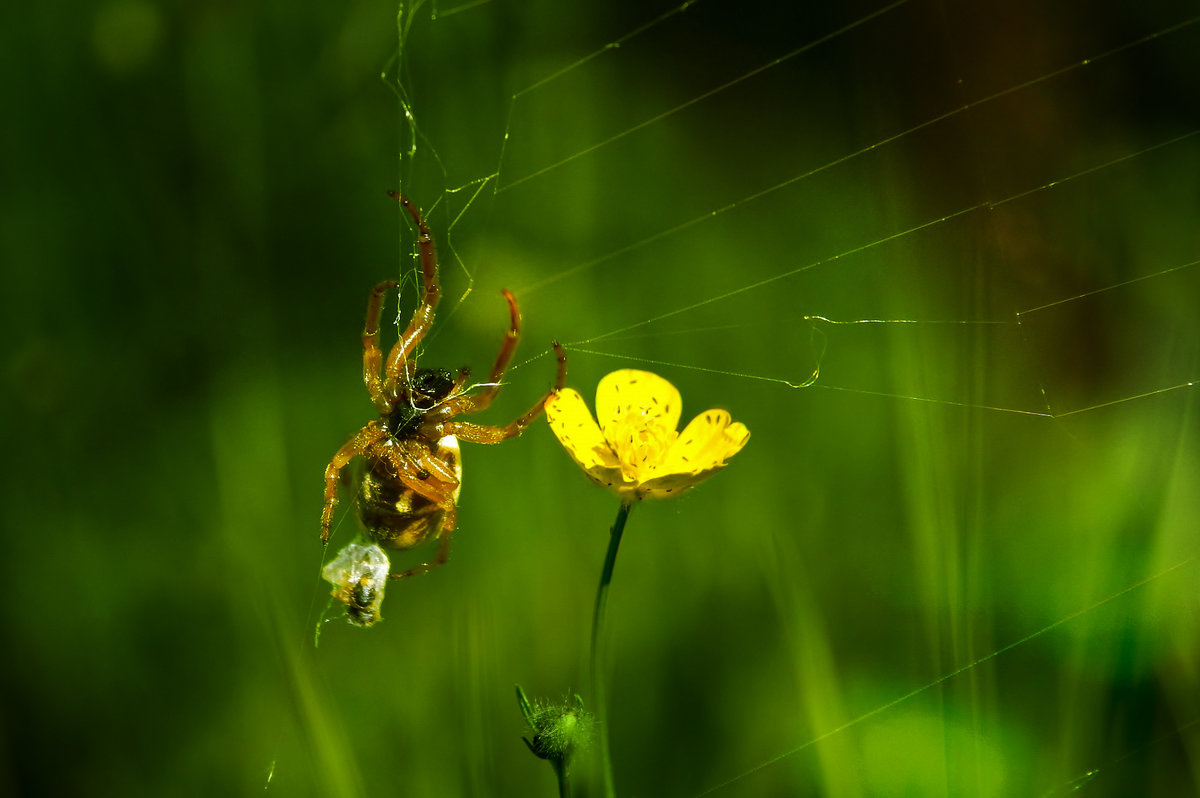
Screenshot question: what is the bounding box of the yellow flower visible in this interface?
[545,369,750,500]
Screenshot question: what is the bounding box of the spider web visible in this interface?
[367,0,1200,794]
[392,0,1198,416]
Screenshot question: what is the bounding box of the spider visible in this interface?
[320,192,567,605]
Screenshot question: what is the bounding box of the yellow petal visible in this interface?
[636,470,715,498]
[595,370,682,469]
[660,410,750,474]
[639,412,750,498]
[545,389,627,488]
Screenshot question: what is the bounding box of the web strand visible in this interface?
[692,559,1195,797]
[504,10,1200,295]
[379,5,1200,791]
[416,2,1199,424]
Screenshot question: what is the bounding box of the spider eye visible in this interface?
[412,368,455,401]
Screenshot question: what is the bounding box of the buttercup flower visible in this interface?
[545,369,750,500]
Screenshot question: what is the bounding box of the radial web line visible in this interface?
[692,558,1194,797]
[512,14,1200,294]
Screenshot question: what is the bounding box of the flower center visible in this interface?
[609,410,675,479]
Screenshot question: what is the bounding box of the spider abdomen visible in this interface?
[356,435,462,550]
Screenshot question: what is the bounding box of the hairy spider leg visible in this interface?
[382,191,441,401]
[439,341,569,443]
[320,421,461,545]
[362,279,401,413]
[388,498,457,581]
[321,422,388,544]
[389,526,455,580]
[449,366,472,394]
[398,436,461,487]
[441,289,522,417]
[365,435,461,580]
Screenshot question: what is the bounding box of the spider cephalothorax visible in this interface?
[320,193,566,610]
[383,367,459,438]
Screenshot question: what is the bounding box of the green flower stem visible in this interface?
[590,498,635,798]
[553,759,571,798]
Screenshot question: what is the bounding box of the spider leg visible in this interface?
[362,280,400,414]
[389,437,461,492]
[449,366,472,397]
[376,437,461,580]
[382,192,441,400]
[447,289,521,416]
[321,421,389,545]
[360,436,461,519]
[440,341,568,443]
[388,504,457,581]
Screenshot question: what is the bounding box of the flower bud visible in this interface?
[516,685,593,765]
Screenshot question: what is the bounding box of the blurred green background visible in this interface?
[2,0,1198,795]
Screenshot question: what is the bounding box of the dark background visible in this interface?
[2,0,1198,795]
